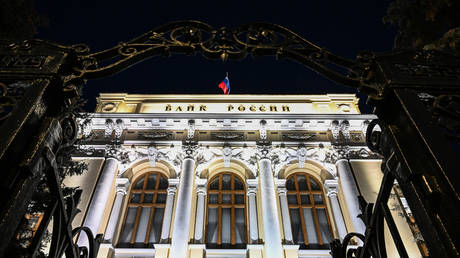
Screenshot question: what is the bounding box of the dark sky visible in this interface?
[35,1,396,113]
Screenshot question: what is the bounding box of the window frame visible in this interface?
[205,172,248,248]
[286,172,334,248]
[118,171,168,247]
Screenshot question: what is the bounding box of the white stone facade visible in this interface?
[67,94,421,258]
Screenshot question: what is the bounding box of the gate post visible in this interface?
[0,39,100,257]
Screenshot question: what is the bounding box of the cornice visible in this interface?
[97,93,359,103]
[85,112,377,120]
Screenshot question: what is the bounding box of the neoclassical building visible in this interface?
[67,94,423,258]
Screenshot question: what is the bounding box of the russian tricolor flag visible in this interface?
[218,76,230,94]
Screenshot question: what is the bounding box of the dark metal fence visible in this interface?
[0,21,459,257]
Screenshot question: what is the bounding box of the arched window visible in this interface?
[205,173,247,248]
[118,172,168,248]
[286,173,333,249]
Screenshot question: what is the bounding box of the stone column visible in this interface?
[160,178,179,243]
[324,180,348,241]
[170,143,197,258]
[246,179,259,244]
[336,159,365,237]
[78,158,118,248]
[104,178,130,243]
[257,144,284,258]
[194,179,207,243]
[276,179,293,244]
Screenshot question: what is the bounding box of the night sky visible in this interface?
[35,1,397,113]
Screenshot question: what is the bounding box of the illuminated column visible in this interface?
[257,143,284,258]
[170,142,197,258]
[246,179,259,243]
[336,159,365,238]
[160,178,179,243]
[276,180,293,244]
[78,157,118,248]
[324,180,348,241]
[104,178,130,243]
[194,179,207,243]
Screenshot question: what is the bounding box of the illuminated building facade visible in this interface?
[69,94,423,258]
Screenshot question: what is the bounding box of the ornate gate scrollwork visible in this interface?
[65,21,381,98]
[1,20,460,257]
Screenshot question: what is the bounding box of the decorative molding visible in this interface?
[296,146,307,168]
[114,119,124,139]
[187,119,195,139]
[138,131,172,140]
[282,132,316,141]
[331,145,381,162]
[222,144,232,167]
[168,178,180,186]
[147,146,158,167]
[330,120,351,141]
[340,120,350,140]
[195,146,258,177]
[103,118,124,139]
[331,120,340,140]
[103,144,183,176]
[210,131,244,141]
[259,120,267,140]
[105,119,114,138]
[362,120,370,137]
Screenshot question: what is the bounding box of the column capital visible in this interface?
[277,187,288,196]
[104,144,123,161]
[167,186,177,195]
[246,179,258,196]
[167,178,179,195]
[256,140,272,160]
[247,187,257,196]
[324,179,339,197]
[115,178,130,195]
[182,140,198,159]
[335,157,349,164]
[196,186,207,195]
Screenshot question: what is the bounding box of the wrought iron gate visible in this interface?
[0,21,459,257]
